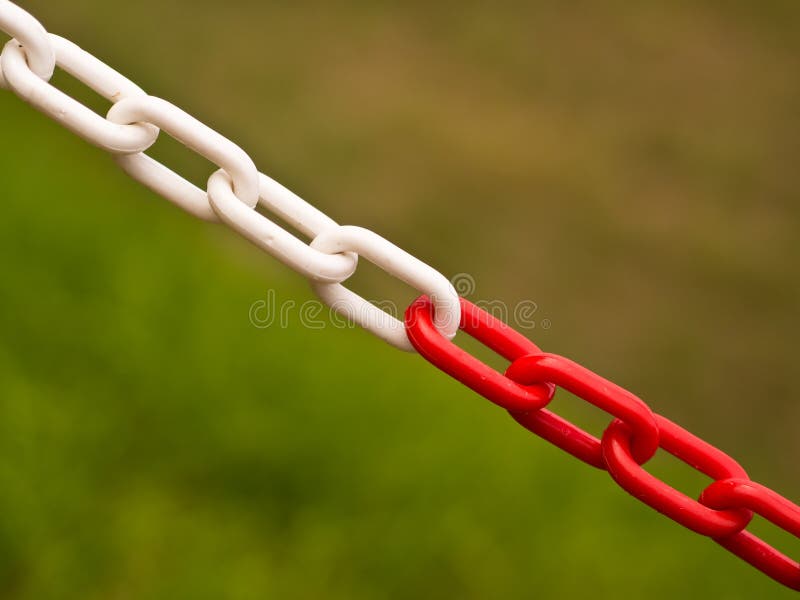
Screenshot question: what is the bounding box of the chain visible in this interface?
[406,296,800,590]
[2,1,798,591]
[0,0,460,348]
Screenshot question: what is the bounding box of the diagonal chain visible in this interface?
[2,1,798,591]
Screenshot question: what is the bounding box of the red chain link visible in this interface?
[405,295,800,591]
[602,415,752,537]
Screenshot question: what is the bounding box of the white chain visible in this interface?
[0,0,460,351]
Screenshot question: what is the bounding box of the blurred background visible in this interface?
[1,0,798,598]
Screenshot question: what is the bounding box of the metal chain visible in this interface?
[0,0,459,348]
[2,0,798,591]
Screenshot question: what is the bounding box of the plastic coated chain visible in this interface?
[2,0,798,591]
[405,296,800,591]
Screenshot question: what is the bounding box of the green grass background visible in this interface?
[1,1,799,598]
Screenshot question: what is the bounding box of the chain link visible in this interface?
[311,226,460,350]
[207,170,358,282]
[2,0,798,591]
[602,415,752,537]
[508,353,661,464]
[1,35,158,152]
[405,296,555,410]
[107,94,260,211]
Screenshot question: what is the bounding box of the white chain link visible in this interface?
[0,1,461,351]
[107,95,260,211]
[208,171,359,282]
[310,226,460,351]
[2,35,158,152]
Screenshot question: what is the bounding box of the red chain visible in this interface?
[405,295,800,591]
